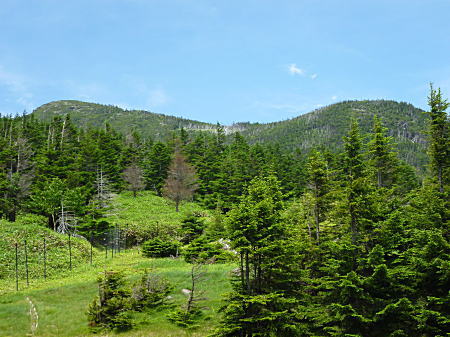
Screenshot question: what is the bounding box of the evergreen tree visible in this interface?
[368,115,399,188]
[143,142,171,195]
[342,119,373,245]
[215,175,301,336]
[426,85,449,193]
[306,150,331,243]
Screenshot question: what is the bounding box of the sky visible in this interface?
[0,0,449,124]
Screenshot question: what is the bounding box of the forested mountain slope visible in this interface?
[32,99,428,169]
[33,100,215,140]
[240,100,427,167]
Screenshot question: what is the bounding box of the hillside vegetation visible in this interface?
[0,87,448,336]
[0,216,94,281]
[33,100,215,141]
[32,99,428,169]
[240,100,428,168]
[0,252,232,336]
[111,191,210,243]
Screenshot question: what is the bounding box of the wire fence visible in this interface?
[4,225,130,291]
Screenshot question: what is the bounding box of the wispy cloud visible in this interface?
[331,95,338,100]
[288,63,305,76]
[0,66,34,112]
[146,89,169,108]
[287,63,318,80]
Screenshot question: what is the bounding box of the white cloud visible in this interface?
[287,64,318,80]
[288,63,305,76]
[147,89,169,108]
[331,95,338,100]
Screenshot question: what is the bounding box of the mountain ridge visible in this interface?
[32,99,429,169]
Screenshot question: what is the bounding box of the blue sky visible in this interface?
[1,0,449,124]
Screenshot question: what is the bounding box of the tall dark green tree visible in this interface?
[342,119,372,245]
[426,85,449,193]
[142,142,171,196]
[368,115,399,188]
[306,150,331,243]
[215,175,300,336]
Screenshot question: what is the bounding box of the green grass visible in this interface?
[0,218,96,281]
[0,250,233,337]
[0,193,226,336]
[110,191,211,242]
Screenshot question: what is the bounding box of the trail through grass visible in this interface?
[0,249,233,337]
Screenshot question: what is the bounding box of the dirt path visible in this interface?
[26,296,39,336]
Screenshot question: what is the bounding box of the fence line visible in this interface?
[6,224,129,291]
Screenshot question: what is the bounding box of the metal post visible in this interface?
[43,237,47,279]
[117,224,120,254]
[90,232,93,266]
[68,233,72,271]
[15,243,19,291]
[110,231,114,259]
[24,240,29,287]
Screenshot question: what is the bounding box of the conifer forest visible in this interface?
[0,85,448,336]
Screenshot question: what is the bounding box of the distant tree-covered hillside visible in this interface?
[33,100,216,141]
[239,100,428,169]
[31,99,428,171]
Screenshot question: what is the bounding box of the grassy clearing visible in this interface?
[0,249,233,337]
[0,219,96,281]
[110,191,211,243]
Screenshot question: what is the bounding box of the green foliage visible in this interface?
[216,175,301,336]
[142,238,180,258]
[87,271,132,331]
[0,219,94,280]
[32,100,429,173]
[180,212,206,244]
[183,236,235,263]
[167,307,203,329]
[426,84,450,192]
[142,142,171,195]
[131,272,173,311]
[111,191,208,244]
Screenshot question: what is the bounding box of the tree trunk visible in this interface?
[314,203,320,244]
[245,252,250,294]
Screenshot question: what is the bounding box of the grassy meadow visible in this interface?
[0,250,233,337]
[0,192,232,336]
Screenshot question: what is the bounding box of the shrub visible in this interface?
[180,213,206,244]
[131,272,173,311]
[183,236,235,263]
[87,271,132,331]
[142,238,180,258]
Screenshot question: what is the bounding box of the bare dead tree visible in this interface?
[163,149,198,212]
[169,261,208,328]
[123,163,145,197]
[56,202,77,234]
[95,167,113,209]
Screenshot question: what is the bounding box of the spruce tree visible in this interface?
[368,115,398,188]
[426,85,449,193]
[306,150,331,243]
[215,175,300,337]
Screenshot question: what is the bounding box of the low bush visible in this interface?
[183,236,235,263]
[142,238,180,258]
[87,271,133,332]
[131,272,173,311]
